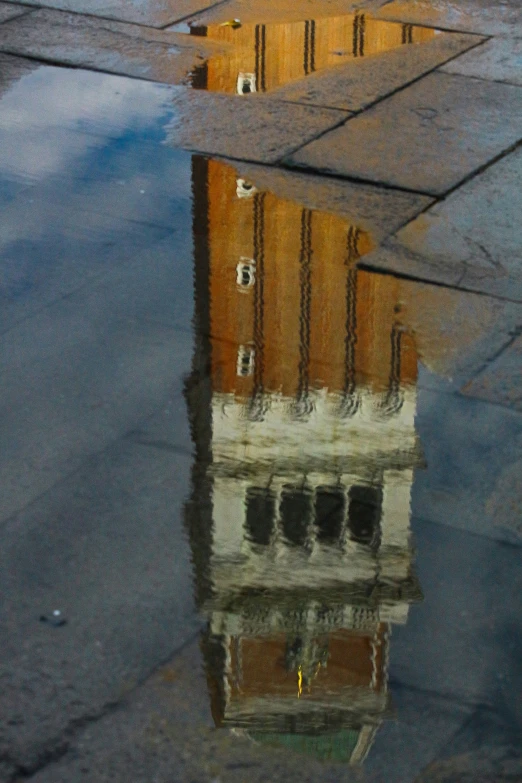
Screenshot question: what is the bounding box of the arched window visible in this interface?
[236,258,256,288]
[245,487,276,546]
[236,345,255,377]
[315,486,345,544]
[280,485,313,546]
[348,484,382,548]
[237,73,256,95]
[236,179,257,199]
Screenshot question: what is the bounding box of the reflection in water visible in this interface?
[185,157,423,764]
[186,14,439,93]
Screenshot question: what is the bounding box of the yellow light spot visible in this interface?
[297,666,303,698]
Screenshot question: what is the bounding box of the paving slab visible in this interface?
[389,282,522,389]
[21,388,522,782]
[233,161,432,241]
[271,31,482,112]
[360,145,522,301]
[364,687,474,783]
[8,0,220,28]
[26,640,364,783]
[168,0,382,27]
[392,508,522,706]
[412,385,522,545]
[0,8,226,84]
[166,89,348,163]
[462,334,522,413]
[0,1,29,23]
[287,72,522,195]
[0,438,198,779]
[416,747,522,783]
[442,36,522,86]
[373,0,522,37]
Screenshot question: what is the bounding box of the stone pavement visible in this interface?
[0,1,521,782]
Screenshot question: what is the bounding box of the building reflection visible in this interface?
[185,156,423,764]
[188,13,438,93]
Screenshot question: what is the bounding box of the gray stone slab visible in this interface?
[0,283,193,524]
[0,9,225,84]
[9,0,218,27]
[0,438,198,779]
[462,334,522,413]
[166,89,348,163]
[27,639,362,783]
[442,36,522,86]
[287,72,522,195]
[234,160,433,241]
[416,746,522,783]
[364,688,474,783]
[373,0,522,37]
[388,283,522,390]
[412,386,522,546]
[360,145,522,300]
[0,1,29,23]
[272,32,482,112]
[391,511,522,709]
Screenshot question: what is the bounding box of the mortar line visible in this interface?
[438,68,522,90]
[357,261,522,305]
[424,136,522,205]
[414,512,522,549]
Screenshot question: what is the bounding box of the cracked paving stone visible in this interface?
[373,0,522,37]
[462,333,522,412]
[442,37,522,86]
[359,145,522,301]
[4,0,221,28]
[0,1,29,23]
[270,31,482,112]
[0,9,227,84]
[286,72,522,196]
[0,438,199,779]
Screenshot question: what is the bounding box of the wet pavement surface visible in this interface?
[0,2,521,782]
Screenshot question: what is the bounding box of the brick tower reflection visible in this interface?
[188,13,437,93]
[185,156,423,764]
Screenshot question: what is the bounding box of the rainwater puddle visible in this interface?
[179,13,443,93]
[0,63,521,782]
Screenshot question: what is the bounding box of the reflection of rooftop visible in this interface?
[184,13,440,93]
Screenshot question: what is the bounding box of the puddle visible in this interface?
[0,64,521,781]
[181,13,442,93]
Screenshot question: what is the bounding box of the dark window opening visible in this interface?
[315,487,345,543]
[245,487,276,546]
[348,484,382,547]
[190,62,208,90]
[280,486,313,546]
